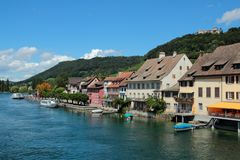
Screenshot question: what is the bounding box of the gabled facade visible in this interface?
[179,43,240,121]
[87,81,104,106]
[126,52,192,111]
[103,72,133,107]
[67,77,82,93]
[80,77,99,94]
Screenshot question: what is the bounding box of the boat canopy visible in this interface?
[208,102,240,110]
[124,113,133,118]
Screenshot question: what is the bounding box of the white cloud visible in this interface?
[16,46,37,59]
[0,47,75,81]
[217,8,240,24]
[82,49,120,59]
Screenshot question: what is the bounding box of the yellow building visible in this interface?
[179,43,240,122]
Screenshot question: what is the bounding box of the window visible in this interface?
[226,92,234,100]
[133,83,136,89]
[215,87,220,98]
[128,84,131,89]
[226,76,234,84]
[233,63,240,69]
[199,103,203,110]
[187,66,190,70]
[166,83,170,88]
[180,66,182,70]
[215,65,224,70]
[206,87,211,98]
[151,83,155,89]
[164,92,171,97]
[180,81,187,87]
[156,83,160,89]
[146,83,150,89]
[137,83,140,89]
[172,74,176,79]
[198,87,203,97]
[189,81,193,87]
[142,83,145,89]
[236,76,240,83]
[236,92,240,100]
[202,66,210,71]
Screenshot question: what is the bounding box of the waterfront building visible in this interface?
[161,84,179,113]
[67,77,82,93]
[80,77,99,94]
[67,77,99,94]
[87,81,104,106]
[179,43,240,123]
[126,52,192,111]
[103,72,133,107]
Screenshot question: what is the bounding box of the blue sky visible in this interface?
[0,0,240,81]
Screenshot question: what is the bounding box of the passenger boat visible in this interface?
[40,100,57,108]
[11,93,24,99]
[91,109,103,114]
[123,113,133,121]
[174,123,194,132]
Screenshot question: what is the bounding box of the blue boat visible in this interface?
[174,123,194,132]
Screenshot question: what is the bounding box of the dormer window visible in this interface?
[214,59,228,70]
[201,61,216,71]
[214,65,224,70]
[233,63,240,69]
[202,66,211,71]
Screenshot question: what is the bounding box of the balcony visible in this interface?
[174,96,194,104]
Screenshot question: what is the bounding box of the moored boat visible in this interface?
[124,113,133,121]
[11,93,24,99]
[174,123,194,132]
[40,99,57,108]
[91,109,103,114]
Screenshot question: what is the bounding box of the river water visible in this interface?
[0,93,240,160]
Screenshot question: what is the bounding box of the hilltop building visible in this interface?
[197,27,222,35]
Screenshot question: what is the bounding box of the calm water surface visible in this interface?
[0,93,240,160]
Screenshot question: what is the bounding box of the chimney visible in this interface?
[173,51,177,57]
[159,52,165,59]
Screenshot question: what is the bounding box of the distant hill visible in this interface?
[23,27,240,84]
[144,27,240,60]
[23,56,144,83]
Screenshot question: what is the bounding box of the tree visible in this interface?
[19,86,28,93]
[80,94,89,105]
[146,97,166,114]
[113,97,131,114]
[10,86,19,93]
[54,87,65,100]
[36,82,52,97]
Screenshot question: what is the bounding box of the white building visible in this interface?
[126,52,192,111]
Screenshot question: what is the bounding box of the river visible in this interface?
[0,93,240,160]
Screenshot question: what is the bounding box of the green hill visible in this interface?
[23,56,144,83]
[144,27,240,60]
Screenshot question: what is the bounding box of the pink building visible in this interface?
[87,81,104,106]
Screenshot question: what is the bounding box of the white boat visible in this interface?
[40,100,57,108]
[11,93,24,99]
[91,109,103,114]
